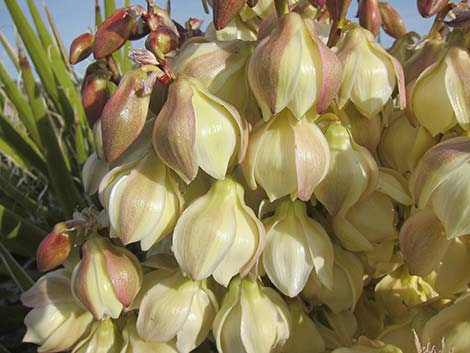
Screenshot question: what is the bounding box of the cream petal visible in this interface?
[82,153,109,195]
[23,305,68,344]
[21,269,73,308]
[136,273,198,342]
[332,215,373,252]
[377,169,412,206]
[435,237,470,295]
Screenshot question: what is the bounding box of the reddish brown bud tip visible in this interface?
[69,33,94,65]
[247,0,259,7]
[326,0,352,22]
[445,4,470,28]
[379,2,407,38]
[101,70,151,163]
[145,27,179,57]
[213,0,247,30]
[93,6,144,59]
[417,0,448,18]
[36,222,75,272]
[82,71,111,127]
[128,17,151,41]
[358,0,382,36]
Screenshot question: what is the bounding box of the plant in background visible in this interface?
[1,0,470,353]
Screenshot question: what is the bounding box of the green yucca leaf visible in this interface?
[0,60,41,146]
[19,50,86,218]
[0,204,46,257]
[0,239,34,291]
[0,113,47,176]
[104,0,117,20]
[96,0,104,26]
[0,32,19,72]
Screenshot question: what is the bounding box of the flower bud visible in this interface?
[315,121,378,216]
[173,177,265,286]
[242,110,330,202]
[358,0,382,37]
[205,15,259,42]
[137,270,218,353]
[93,6,143,59]
[81,70,110,127]
[375,265,437,319]
[400,208,470,296]
[213,277,291,353]
[378,114,436,174]
[248,12,342,120]
[153,76,248,183]
[22,270,94,353]
[326,0,353,22]
[101,69,151,163]
[422,293,470,353]
[417,0,448,18]
[379,2,407,39]
[408,46,470,136]
[146,27,179,56]
[99,151,183,251]
[122,312,178,353]
[36,221,76,272]
[410,136,470,239]
[283,302,326,353]
[69,33,94,65]
[445,3,470,28]
[262,199,334,297]
[336,26,405,118]
[72,235,143,319]
[213,0,247,30]
[303,246,364,313]
[82,152,109,195]
[73,318,122,353]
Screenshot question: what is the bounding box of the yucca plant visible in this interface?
[0,1,134,351]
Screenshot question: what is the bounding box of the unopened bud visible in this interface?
[146,27,180,57]
[326,0,352,22]
[417,0,448,18]
[128,16,150,40]
[213,0,247,30]
[358,0,382,37]
[101,69,151,162]
[446,3,470,28]
[69,32,94,65]
[93,6,144,59]
[81,70,110,127]
[36,221,75,272]
[379,2,407,38]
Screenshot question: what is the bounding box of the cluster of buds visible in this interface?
[23,0,470,353]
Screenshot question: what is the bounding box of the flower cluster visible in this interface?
[25,0,470,352]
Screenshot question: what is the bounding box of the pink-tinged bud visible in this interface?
[146,27,179,56]
[69,32,94,65]
[326,0,352,22]
[101,69,151,163]
[72,235,143,319]
[358,0,382,37]
[81,70,110,127]
[213,0,247,30]
[417,0,448,18]
[93,6,144,59]
[379,2,407,39]
[36,222,76,272]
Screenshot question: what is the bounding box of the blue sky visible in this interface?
[0,0,431,78]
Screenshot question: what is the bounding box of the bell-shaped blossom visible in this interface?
[153,76,248,183]
[242,109,330,202]
[173,177,265,286]
[213,277,291,353]
[262,199,334,297]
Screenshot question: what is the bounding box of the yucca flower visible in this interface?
[242,109,330,201]
[262,199,334,297]
[172,177,265,286]
[73,317,122,353]
[213,277,291,353]
[248,11,342,120]
[336,25,405,118]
